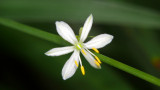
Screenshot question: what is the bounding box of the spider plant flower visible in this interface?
[45,14,113,80]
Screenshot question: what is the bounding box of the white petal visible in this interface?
[80,14,93,42]
[84,34,113,49]
[56,21,78,45]
[62,50,80,80]
[45,46,74,56]
[81,49,101,69]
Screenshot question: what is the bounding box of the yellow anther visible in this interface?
[75,60,78,67]
[95,56,102,64]
[92,48,99,53]
[94,60,100,67]
[81,49,86,55]
[81,66,85,75]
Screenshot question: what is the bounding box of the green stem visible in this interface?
[0,17,68,46]
[96,53,160,86]
[0,17,160,86]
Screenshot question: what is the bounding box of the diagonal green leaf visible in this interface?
[96,53,160,86]
[0,17,69,46]
[0,17,160,86]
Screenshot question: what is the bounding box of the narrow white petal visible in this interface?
[56,21,78,45]
[62,50,79,80]
[80,14,93,42]
[84,34,113,49]
[45,46,74,56]
[81,49,101,69]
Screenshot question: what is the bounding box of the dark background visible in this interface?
[0,0,160,90]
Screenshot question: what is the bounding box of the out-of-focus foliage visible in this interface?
[0,0,160,90]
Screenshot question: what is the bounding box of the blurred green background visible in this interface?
[0,0,160,90]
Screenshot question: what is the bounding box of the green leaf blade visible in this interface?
[96,53,160,86]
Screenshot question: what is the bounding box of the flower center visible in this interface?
[75,43,83,50]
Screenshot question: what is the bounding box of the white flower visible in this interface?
[45,14,113,80]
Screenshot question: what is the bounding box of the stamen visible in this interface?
[81,49,86,55]
[94,60,100,67]
[75,60,78,67]
[84,47,102,64]
[92,48,99,53]
[95,56,102,64]
[85,48,95,56]
[79,56,85,75]
[81,66,85,75]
